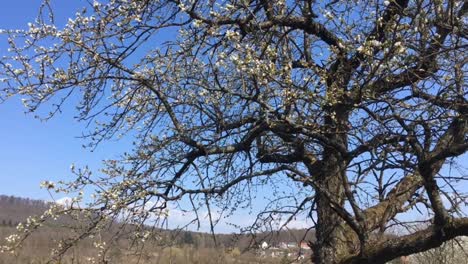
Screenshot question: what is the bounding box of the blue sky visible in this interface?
[0,0,112,200]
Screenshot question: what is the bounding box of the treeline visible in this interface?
[0,195,314,249]
[164,228,315,250]
[0,195,314,263]
[0,195,52,228]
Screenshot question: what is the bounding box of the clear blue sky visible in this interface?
[0,0,129,200]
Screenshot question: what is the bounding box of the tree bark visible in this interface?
[312,110,353,264]
[313,158,348,263]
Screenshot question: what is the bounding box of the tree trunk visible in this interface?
[313,151,350,263]
[312,110,353,264]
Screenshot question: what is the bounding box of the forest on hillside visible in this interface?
[0,195,314,263]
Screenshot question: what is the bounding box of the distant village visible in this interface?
[257,240,312,260]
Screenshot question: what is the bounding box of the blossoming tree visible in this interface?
[1,0,467,263]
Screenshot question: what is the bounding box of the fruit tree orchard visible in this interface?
[0,0,467,263]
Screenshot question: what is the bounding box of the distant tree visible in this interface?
[1,1,467,263]
[182,231,194,245]
[7,196,15,206]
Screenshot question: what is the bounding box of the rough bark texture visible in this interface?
[312,107,356,264]
[314,153,348,264]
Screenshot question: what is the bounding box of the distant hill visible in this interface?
[0,194,313,264]
[3,195,466,264]
[0,195,52,227]
[0,195,314,247]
